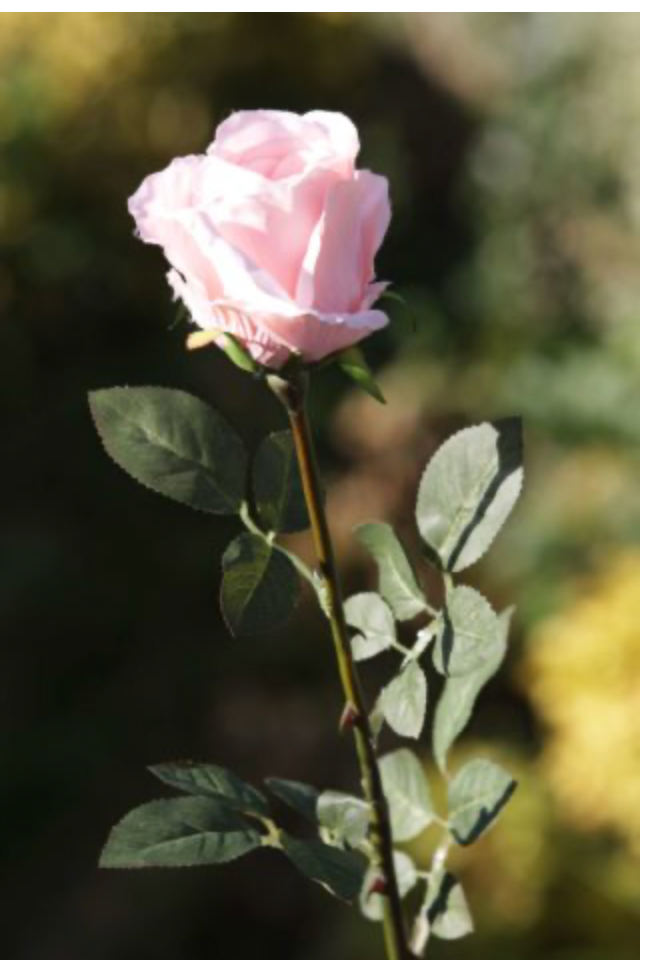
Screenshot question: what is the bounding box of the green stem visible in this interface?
[268,371,412,960]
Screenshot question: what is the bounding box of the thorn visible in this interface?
[368,874,388,896]
[339,701,360,732]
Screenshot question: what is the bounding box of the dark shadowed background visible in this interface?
[0,12,639,960]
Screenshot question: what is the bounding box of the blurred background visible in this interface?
[0,12,639,960]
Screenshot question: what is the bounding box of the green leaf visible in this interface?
[361,850,418,922]
[280,833,366,902]
[380,289,418,332]
[149,762,269,818]
[433,586,500,678]
[89,387,247,514]
[337,346,386,404]
[379,661,427,739]
[448,758,517,846]
[253,431,309,533]
[100,797,261,868]
[356,522,427,621]
[317,791,370,849]
[416,419,523,572]
[429,875,474,940]
[412,865,474,951]
[433,609,512,773]
[379,749,436,841]
[265,778,319,823]
[221,532,300,636]
[345,592,396,662]
[220,332,261,374]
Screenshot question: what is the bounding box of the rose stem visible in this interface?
[268,370,412,960]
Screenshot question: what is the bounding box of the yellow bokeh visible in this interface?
[523,551,640,854]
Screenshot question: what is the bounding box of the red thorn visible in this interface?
[369,874,388,896]
[339,701,360,732]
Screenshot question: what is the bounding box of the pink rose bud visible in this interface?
[128,110,391,369]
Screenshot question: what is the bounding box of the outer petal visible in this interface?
[257,307,389,363]
[356,170,391,286]
[128,156,223,295]
[301,178,366,314]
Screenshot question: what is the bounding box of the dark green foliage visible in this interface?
[253,431,309,533]
[280,833,366,902]
[89,387,247,514]
[221,532,300,636]
[149,762,270,817]
[265,778,320,823]
[100,797,261,868]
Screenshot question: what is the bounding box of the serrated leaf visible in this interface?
[433,608,512,772]
[280,833,366,902]
[149,762,269,818]
[345,592,396,662]
[89,387,247,514]
[317,791,370,849]
[379,749,436,841]
[361,850,418,921]
[253,431,309,533]
[221,532,300,636]
[413,867,474,952]
[448,758,517,846]
[379,661,427,739]
[100,797,261,868]
[433,585,499,678]
[338,346,386,404]
[356,522,427,621]
[416,419,523,572]
[265,778,319,822]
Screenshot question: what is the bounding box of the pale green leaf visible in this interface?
[253,431,309,533]
[345,592,395,661]
[416,419,523,572]
[221,532,300,636]
[149,761,269,818]
[379,749,436,841]
[379,661,427,739]
[356,522,427,621]
[448,758,517,846]
[280,833,366,902]
[433,608,513,772]
[412,865,474,952]
[89,387,247,514]
[361,851,418,921]
[317,791,370,849]
[100,797,261,868]
[433,585,499,678]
